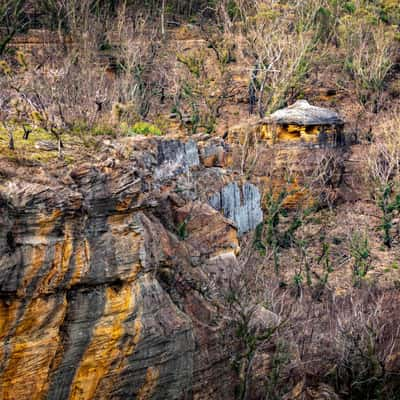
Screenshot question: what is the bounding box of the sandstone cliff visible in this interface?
[0,135,263,400]
[2,121,400,400]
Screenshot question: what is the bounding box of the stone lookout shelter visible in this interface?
[226,100,346,210]
[261,100,345,146]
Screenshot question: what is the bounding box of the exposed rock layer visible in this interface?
[0,135,260,400]
[0,117,351,398]
[209,182,263,235]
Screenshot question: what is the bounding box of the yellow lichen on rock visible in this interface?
[40,222,74,293]
[279,124,304,140]
[68,282,140,400]
[137,366,160,400]
[259,123,335,143]
[0,301,20,340]
[0,295,67,400]
[69,239,91,287]
[260,124,272,141]
[256,173,315,210]
[20,210,63,295]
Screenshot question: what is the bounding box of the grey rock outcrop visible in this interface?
[269,100,344,126]
[155,139,200,180]
[209,182,263,235]
[248,305,280,336]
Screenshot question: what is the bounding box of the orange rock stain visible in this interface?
[0,295,67,400]
[21,210,62,296]
[136,366,160,400]
[68,282,142,400]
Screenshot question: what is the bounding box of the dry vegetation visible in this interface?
[1,0,399,152]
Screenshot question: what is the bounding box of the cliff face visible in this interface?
[0,135,262,400]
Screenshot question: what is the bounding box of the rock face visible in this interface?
[0,135,260,400]
[0,121,349,398]
[155,138,200,179]
[209,182,263,235]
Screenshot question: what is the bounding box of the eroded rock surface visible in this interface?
[0,135,258,400]
[0,126,351,399]
[209,182,263,235]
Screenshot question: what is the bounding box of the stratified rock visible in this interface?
[229,100,345,148]
[0,134,260,400]
[226,100,346,209]
[263,100,345,147]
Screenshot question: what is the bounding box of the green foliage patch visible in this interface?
[127,121,163,136]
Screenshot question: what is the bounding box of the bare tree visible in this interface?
[0,0,28,56]
[366,112,400,247]
[237,0,315,116]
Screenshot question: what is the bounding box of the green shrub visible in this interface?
[349,231,371,287]
[128,122,163,136]
[377,184,400,248]
[177,53,204,78]
[70,122,118,138]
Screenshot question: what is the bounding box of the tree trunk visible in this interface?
[22,125,31,140]
[8,131,15,150]
[258,75,267,118]
[161,0,166,37]
[58,137,64,160]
